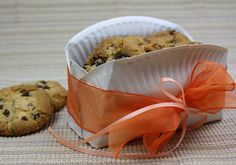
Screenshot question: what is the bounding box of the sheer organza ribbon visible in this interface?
[48,60,236,159]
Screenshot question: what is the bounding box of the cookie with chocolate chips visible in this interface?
[143,30,195,52]
[0,84,54,136]
[83,30,197,72]
[83,36,147,72]
[33,81,67,112]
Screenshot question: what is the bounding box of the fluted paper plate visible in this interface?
[65,16,227,148]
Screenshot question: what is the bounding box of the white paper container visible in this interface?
[65,16,227,148]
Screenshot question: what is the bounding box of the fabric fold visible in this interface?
[48,60,236,158]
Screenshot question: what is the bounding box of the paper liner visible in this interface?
[65,16,226,148]
[65,16,193,78]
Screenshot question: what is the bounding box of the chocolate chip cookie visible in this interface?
[0,84,54,136]
[143,30,194,52]
[83,30,196,72]
[83,36,147,72]
[33,81,67,112]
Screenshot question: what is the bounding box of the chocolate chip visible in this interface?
[32,113,41,120]
[0,98,2,101]
[83,64,87,68]
[3,109,10,117]
[107,44,115,49]
[169,30,175,35]
[36,84,44,88]
[21,116,28,121]
[114,51,129,60]
[91,57,107,67]
[42,85,50,89]
[0,105,3,110]
[20,89,30,97]
[39,80,47,84]
[96,59,106,66]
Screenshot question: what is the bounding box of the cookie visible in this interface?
[83,36,147,72]
[83,30,196,72]
[33,80,67,112]
[143,30,194,52]
[0,84,54,136]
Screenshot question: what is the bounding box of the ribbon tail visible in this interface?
[143,131,176,154]
[107,107,181,158]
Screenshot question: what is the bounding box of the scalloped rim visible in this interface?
[65,16,195,73]
[66,16,194,50]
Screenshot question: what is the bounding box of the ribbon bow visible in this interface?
[48,61,236,159]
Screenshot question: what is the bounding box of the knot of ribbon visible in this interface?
[48,60,236,159]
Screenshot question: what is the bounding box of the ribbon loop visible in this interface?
[160,77,186,105]
[48,60,236,159]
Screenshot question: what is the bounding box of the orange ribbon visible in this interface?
[48,60,236,159]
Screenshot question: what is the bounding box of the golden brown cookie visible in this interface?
[83,37,123,71]
[143,30,194,52]
[34,81,67,112]
[0,84,54,136]
[83,36,147,72]
[83,30,196,72]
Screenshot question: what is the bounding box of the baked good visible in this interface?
[83,36,147,71]
[83,36,148,71]
[83,30,196,72]
[0,84,54,136]
[143,30,194,52]
[33,81,67,112]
